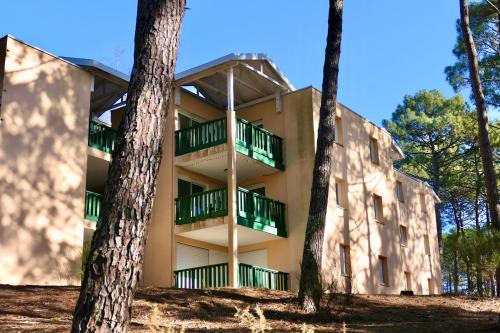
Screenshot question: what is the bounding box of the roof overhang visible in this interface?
[62,57,129,114]
[175,53,294,110]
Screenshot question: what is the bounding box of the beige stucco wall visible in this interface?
[159,86,442,294]
[142,89,226,287]
[0,36,91,285]
[128,74,442,295]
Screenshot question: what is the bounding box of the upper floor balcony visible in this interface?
[174,118,284,181]
[175,187,287,238]
[88,120,116,155]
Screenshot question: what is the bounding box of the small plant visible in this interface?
[147,304,185,333]
[301,322,315,333]
[234,304,270,333]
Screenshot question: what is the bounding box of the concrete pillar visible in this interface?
[226,66,239,287]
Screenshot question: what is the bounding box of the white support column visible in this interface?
[226,66,239,288]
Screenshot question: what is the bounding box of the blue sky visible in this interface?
[0,0,471,125]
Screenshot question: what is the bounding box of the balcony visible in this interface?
[175,188,286,237]
[175,118,284,179]
[174,263,289,291]
[85,190,102,222]
[88,120,117,154]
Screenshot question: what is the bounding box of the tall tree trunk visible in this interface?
[430,152,443,252]
[72,1,185,331]
[298,0,343,313]
[473,150,483,296]
[459,0,500,297]
[451,198,461,293]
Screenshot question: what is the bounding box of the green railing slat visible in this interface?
[84,191,103,222]
[175,118,227,156]
[174,263,288,291]
[175,187,286,236]
[174,117,284,169]
[88,120,117,154]
[175,188,228,224]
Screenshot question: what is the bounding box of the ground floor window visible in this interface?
[339,244,351,276]
[378,256,389,286]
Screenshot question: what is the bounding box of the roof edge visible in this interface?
[62,57,130,83]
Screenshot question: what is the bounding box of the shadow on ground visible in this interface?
[0,285,498,332]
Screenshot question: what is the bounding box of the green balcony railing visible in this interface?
[174,117,284,170]
[175,187,286,237]
[174,263,229,289]
[239,263,289,291]
[235,118,284,170]
[175,118,227,156]
[175,188,228,225]
[88,120,117,154]
[85,191,102,222]
[237,188,287,237]
[173,263,289,291]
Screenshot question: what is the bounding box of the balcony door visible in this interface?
[178,178,205,218]
[178,112,200,130]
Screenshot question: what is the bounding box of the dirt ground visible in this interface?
[0,285,498,332]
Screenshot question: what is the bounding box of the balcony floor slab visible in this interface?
[175,220,282,247]
[175,144,280,182]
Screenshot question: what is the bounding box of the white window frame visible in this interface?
[176,110,204,130]
[378,256,389,286]
[335,180,346,207]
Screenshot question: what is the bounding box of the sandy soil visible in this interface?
[0,285,498,332]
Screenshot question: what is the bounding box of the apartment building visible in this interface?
[0,35,442,294]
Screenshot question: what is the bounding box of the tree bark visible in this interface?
[451,198,461,293]
[459,0,500,230]
[72,1,185,332]
[473,150,484,296]
[459,0,500,297]
[298,0,343,313]
[430,152,443,252]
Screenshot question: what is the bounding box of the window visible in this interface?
[396,181,404,202]
[404,271,412,291]
[246,184,266,196]
[424,234,430,255]
[250,186,265,196]
[178,112,200,130]
[251,120,264,128]
[373,194,383,222]
[335,180,346,207]
[420,193,426,212]
[378,256,389,286]
[400,225,408,246]
[339,245,351,276]
[334,117,343,145]
[369,137,379,164]
[178,179,204,197]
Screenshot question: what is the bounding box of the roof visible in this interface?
[62,57,130,85]
[174,53,295,109]
[394,169,441,203]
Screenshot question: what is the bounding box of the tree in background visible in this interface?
[458,0,500,296]
[72,1,186,331]
[298,0,343,313]
[445,0,499,109]
[383,90,467,250]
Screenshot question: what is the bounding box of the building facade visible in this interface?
[0,36,442,294]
